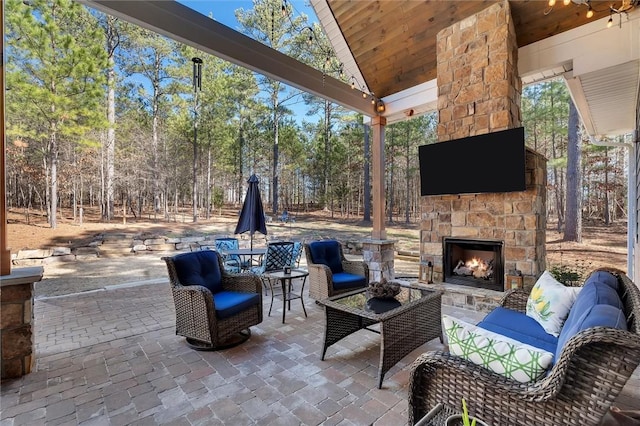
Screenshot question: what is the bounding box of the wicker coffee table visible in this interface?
[320,283,443,388]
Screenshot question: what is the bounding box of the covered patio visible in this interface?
[1,0,640,424]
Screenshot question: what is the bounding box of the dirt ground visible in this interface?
[5,208,629,297]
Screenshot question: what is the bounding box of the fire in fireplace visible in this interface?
[443,238,504,291]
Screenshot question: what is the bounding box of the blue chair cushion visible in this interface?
[332,272,367,290]
[583,270,620,291]
[291,242,303,267]
[477,306,558,354]
[570,281,623,318]
[309,240,344,274]
[213,291,261,319]
[555,304,627,362]
[172,251,223,294]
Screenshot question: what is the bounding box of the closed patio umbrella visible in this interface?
[234,174,267,249]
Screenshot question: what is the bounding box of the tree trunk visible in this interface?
[105,17,117,221]
[363,122,371,223]
[604,147,611,224]
[564,98,582,242]
[387,127,394,224]
[192,89,198,223]
[206,146,211,220]
[49,133,58,229]
[272,105,279,215]
[405,125,411,224]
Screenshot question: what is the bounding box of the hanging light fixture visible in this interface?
[586,4,594,18]
[544,0,638,27]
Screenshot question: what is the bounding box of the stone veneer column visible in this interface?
[1,267,43,380]
[362,239,397,282]
[420,0,546,289]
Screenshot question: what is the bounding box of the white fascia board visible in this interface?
[519,10,640,78]
[81,0,375,117]
[310,0,369,93]
[563,73,598,135]
[379,80,438,125]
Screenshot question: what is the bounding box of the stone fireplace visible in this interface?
[443,237,504,291]
[418,1,547,296]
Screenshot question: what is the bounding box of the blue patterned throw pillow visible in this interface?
[443,315,554,383]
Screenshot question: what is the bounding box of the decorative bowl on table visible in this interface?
[367,278,400,299]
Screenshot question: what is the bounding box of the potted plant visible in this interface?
[445,399,489,426]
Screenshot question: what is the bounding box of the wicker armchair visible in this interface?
[162,250,263,350]
[408,268,640,426]
[304,240,369,301]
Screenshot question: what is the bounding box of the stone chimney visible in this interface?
[420,0,547,291]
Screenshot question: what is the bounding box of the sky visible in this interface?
[177,1,318,32]
[176,1,322,123]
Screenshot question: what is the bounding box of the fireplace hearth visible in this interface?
[443,238,504,291]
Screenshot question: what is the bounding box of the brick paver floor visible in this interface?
[1,279,638,425]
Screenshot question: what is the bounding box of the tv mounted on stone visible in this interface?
[419,127,526,196]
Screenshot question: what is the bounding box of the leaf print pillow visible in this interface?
[526,271,581,337]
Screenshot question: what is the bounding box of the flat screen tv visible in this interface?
[419,127,526,196]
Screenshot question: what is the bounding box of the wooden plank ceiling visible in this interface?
[327,0,616,97]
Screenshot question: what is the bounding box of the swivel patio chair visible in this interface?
[304,239,369,301]
[162,250,263,350]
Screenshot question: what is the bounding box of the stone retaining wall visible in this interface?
[11,234,367,266]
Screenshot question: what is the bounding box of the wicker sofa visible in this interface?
[408,268,640,426]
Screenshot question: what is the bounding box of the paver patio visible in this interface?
[1,277,638,425]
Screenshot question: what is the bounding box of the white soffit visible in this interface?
[520,10,640,137]
[566,60,640,137]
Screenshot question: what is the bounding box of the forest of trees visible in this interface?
[4,0,630,231]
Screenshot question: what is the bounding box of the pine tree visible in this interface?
[5,0,107,228]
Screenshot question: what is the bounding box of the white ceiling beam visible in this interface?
[519,10,640,78]
[80,0,376,117]
[374,80,438,125]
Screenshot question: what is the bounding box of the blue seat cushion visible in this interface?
[477,307,558,354]
[309,240,344,274]
[213,291,261,319]
[555,304,627,362]
[571,281,623,318]
[173,251,223,294]
[583,270,620,291]
[332,272,367,290]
